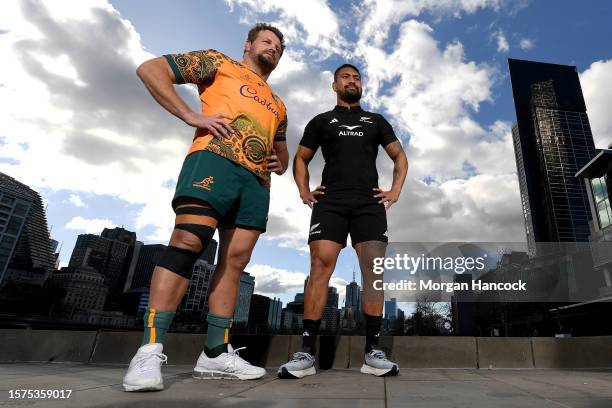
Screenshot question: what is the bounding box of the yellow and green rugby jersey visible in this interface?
[163,49,287,187]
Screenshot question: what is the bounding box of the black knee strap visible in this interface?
[175,224,215,246]
[157,245,201,279]
[175,206,220,221]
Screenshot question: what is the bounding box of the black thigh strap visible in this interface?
[175,206,220,221]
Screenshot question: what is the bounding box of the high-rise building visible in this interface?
[576,148,612,296]
[124,244,165,291]
[509,59,598,254]
[284,292,305,331]
[234,271,255,323]
[248,294,282,332]
[101,227,136,246]
[321,286,339,333]
[385,297,397,320]
[200,239,218,265]
[0,172,55,286]
[180,260,215,314]
[68,233,130,299]
[345,270,361,317]
[45,266,108,312]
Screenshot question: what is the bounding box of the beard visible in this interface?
[255,51,277,71]
[338,86,362,104]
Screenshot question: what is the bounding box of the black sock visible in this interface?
[301,319,321,355]
[204,343,228,358]
[364,313,382,353]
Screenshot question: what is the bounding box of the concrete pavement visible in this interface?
[1,363,612,407]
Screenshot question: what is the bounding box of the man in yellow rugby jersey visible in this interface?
[123,23,288,391]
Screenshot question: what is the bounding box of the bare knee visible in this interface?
[310,253,336,285]
[226,249,251,271]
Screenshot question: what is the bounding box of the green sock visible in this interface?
[205,312,233,357]
[141,308,175,346]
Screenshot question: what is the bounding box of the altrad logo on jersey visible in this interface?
[338,124,364,137]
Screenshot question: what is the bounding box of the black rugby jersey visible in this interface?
[299,105,398,194]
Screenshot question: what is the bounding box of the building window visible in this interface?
[591,176,612,229]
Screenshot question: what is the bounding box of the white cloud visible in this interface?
[1,0,532,260]
[247,263,308,296]
[0,0,193,244]
[65,216,116,234]
[225,0,346,58]
[495,30,510,53]
[354,18,524,242]
[68,194,86,207]
[356,0,525,47]
[581,59,612,149]
[519,37,535,50]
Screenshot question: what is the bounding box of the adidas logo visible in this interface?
[360,116,373,123]
[383,231,388,237]
[303,331,310,336]
[330,118,338,124]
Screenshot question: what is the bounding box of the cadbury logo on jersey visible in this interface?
[338,124,364,137]
[239,85,282,121]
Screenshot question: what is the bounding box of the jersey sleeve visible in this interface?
[163,49,219,85]
[274,112,288,142]
[299,116,321,151]
[377,114,398,147]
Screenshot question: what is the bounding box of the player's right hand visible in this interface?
[183,112,238,140]
[300,186,325,208]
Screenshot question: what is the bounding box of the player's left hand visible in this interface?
[266,151,284,175]
[373,188,400,210]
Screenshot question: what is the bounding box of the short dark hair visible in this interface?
[334,64,361,82]
[247,23,285,54]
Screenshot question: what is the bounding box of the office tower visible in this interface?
[68,233,130,301]
[180,259,215,314]
[385,297,397,320]
[248,294,282,332]
[123,244,165,291]
[0,172,55,286]
[45,266,108,311]
[101,227,136,246]
[200,239,218,265]
[234,271,255,323]
[576,148,612,296]
[345,270,361,315]
[509,59,598,254]
[321,286,339,333]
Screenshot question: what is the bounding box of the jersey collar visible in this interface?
[333,104,364,113]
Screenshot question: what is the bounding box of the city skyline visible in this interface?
[1,1,611,309]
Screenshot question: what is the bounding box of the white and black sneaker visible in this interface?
[278,351,316,379]
[360,349,399,377]
[123,343,168,391]
[193,344,266,380]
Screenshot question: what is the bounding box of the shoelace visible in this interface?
[369,350,388,361]
[135,352,167,371]
[228,346,248,370]
[290,352,314,363]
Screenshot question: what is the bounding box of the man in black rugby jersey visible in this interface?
[278,64,408,379]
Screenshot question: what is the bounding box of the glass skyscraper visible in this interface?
[509,59,598,254]
[0,172,55,286]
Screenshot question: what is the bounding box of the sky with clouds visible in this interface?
[1,0,611,308]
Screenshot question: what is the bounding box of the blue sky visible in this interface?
[1,0,611,309]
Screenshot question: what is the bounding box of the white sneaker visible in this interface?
[277,352,316,379]
[193,344,266,380]
[123,343,168,391]
[360,349,399,377]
